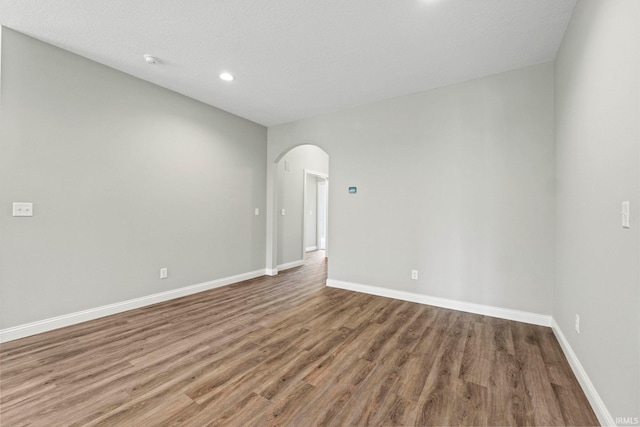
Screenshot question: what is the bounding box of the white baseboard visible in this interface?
[277,259,304,271]
[265,268,279,276]
[0,270,614,425]
[326,279,552,327]
[267,258,306,276]
[551,319,615,426]
[305,246,318,252]
[324,279,613,424]
[0,268,266,343]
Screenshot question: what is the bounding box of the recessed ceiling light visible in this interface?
[143,55,158,64]
[220,72,235,82]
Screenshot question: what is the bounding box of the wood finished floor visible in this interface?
[1,251,599,426]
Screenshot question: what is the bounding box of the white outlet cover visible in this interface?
[255,208,260,216]
[13,202,33,217]
[622,201,630,228]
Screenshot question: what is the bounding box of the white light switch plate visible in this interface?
[13,202,33,217]
[622,201,630,228]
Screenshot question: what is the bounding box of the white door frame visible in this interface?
[316,179,328,251]
[303,169,328,259]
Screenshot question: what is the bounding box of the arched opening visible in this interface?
[266,144,329,275]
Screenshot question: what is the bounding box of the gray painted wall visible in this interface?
[276,145,328,266]
[555,0,640,419]
[0,28,267,328]
[269,62,556,315]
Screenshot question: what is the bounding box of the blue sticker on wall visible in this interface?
[348,187,357,194]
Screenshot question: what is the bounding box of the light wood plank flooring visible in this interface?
[0,251,599,426]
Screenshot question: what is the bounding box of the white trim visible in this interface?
[551,319,615,427]
[306,246,318,252]
[326,279,552,327]
[265,268,279,276]
[0,268,266,343]
[277,259,304,271]
[303,169,328,179]
[303,169,328,264]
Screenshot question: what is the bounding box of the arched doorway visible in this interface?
[266,144,329,275]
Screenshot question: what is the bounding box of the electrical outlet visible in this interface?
[575,314,580,334]
[13,202,33,217]
[160,268,168,279]
[411,270,418,280]
[255,208,260,216]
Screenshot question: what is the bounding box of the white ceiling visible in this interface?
[0,0,576,126]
